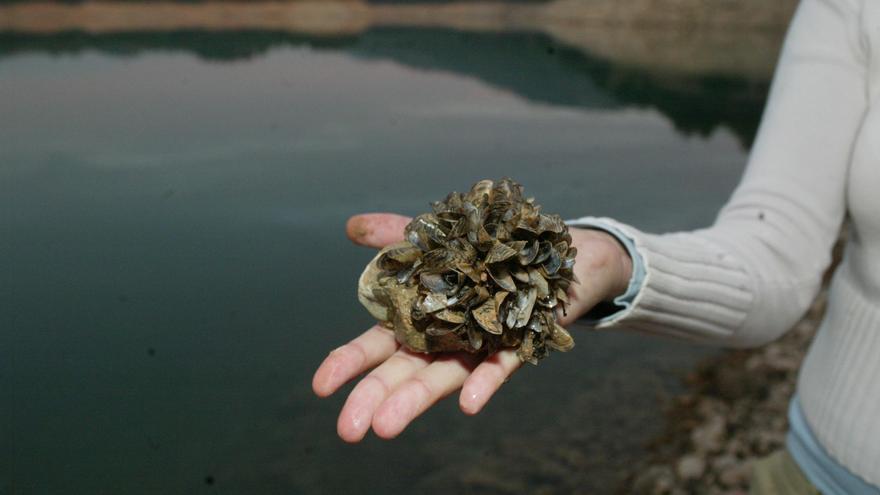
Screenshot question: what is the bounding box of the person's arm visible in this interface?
[565,217,646,323]
[312,0,869,443]
[574,0,868,347]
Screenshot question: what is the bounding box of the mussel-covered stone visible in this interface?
[357,178,577,364]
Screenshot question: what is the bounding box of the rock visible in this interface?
[715,366,757,400]
[766,383,794,412]
[712,455,737,470]
[761,344,802,372]
[676,454,707,480]
[752,430,786,454]
[711,455,752,487]
[724,437,747,457]
[719,460,752,488]
[696,398,728,419]
[691,415,727,454]
[633,465,675,495]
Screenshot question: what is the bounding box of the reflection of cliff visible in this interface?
[0,0,796,79]
[347,29,770,145]
[0,0,796,145]
[0,27,771,145]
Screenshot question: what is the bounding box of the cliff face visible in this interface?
[541,0,796,80]
[544,0,796,29]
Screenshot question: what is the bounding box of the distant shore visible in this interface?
[1,0,796,79]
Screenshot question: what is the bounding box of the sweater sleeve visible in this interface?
[574,0,869,348]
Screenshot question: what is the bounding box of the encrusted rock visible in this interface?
[358,178,578,364]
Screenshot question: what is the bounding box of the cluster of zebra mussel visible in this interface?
[357,179,579,364]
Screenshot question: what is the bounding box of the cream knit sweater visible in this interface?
[570,0,879,486]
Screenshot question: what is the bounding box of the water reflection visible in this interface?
[2,28,770,146]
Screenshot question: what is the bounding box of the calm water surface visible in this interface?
[1,29,764,494]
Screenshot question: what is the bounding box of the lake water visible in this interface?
[1,28,767,494]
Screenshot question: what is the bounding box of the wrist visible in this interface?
[595,230,633,301]
[569,228,633,303]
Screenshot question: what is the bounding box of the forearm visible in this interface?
[568,0,868,347]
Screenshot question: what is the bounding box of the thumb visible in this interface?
[346,213,412,248]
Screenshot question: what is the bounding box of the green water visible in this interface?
[1,29,764,494]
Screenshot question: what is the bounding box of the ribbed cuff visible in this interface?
[565,216,646,324]
[565,217,753,341]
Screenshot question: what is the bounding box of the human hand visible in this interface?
[311,213,632,442]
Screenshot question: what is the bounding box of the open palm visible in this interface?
[312,213,631,442]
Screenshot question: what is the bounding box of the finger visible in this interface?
[459,349,521,415]
[346,213,411,248]
[372,353,481,439]
[337,349,433,443]
[312,325,399,398]
[556,281,605,327]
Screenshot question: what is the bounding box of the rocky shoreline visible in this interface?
[625,298,821,494]
[625,234,846,494]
